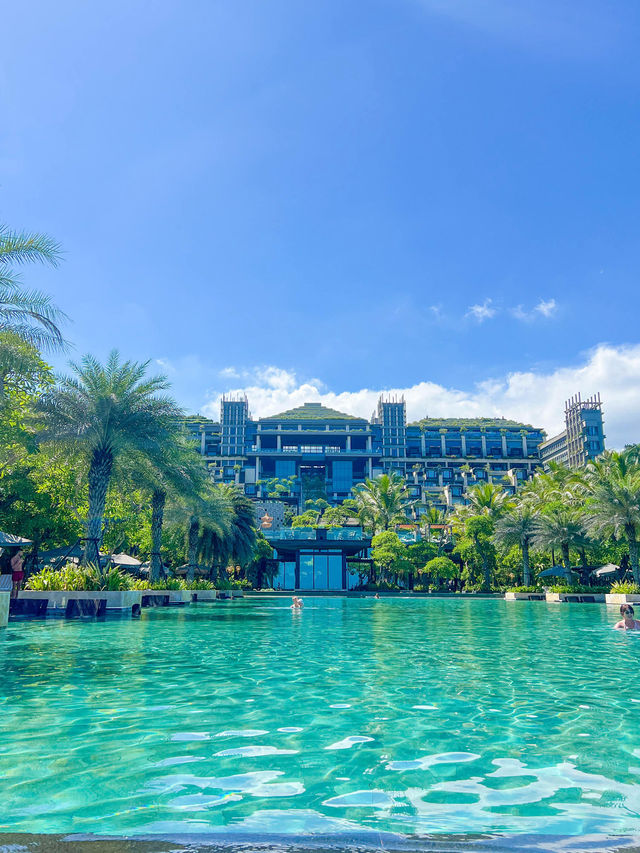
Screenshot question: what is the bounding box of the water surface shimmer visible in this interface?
[1,597,640,842]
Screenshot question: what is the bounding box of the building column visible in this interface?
[521,433,528,456]
[481,435,487,457]
[256,434,262,450]
[440,432,447,456]
[368,458,373,478]
[346,435,352,451]
[461,434,467,457]
[501,433,508,457]
[277,435,282,451]
[367,435,372,452]
[200,431,206,455]
[421,433,426,456]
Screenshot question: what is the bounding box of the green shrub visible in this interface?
[132,577,185,590]
[506,586,540,593]
[26,563,133,592]
[186,580,215,590]
[610,581,640,594]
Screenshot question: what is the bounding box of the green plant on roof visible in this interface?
[261,402,364,421]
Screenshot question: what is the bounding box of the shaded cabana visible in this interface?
[538,565,579,581]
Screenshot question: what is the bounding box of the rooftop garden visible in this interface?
[410,417,540,430]
[260,402,366,422]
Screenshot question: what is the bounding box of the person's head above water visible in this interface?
[620,604,635,617]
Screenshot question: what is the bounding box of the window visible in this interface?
[333,461,353,492]
[299,555,313,588]
[276,459,296,478]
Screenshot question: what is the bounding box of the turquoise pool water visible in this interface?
[1,597,640,842]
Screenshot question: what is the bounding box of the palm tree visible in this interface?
[121,434,209,582]
[218,483,258,569]
[0,225,67,352]
[494,504,539,586]
[167,482,235,583]
[37,351,182,564]
[353,472,413,532]
[533,507,587,574]
[583,449,640,584]
[462,481,511,517]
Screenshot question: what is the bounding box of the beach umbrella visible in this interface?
[38,544,85,563]
[538,565,578,579]
[0,531,32,548]
[591,563,620,577]
[110,553,142,568]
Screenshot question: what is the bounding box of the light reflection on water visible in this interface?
[1,597,640,842]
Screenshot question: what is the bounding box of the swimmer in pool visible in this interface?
[291,596,304,609]
[614,604,640,631]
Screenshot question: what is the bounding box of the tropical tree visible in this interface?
[0,225,67,352]
[423,555,458,589]
[370,530,411,585]
[37,351,182,564]
[493,504,539,587]
[454,482,510,590]
[166,481,233,582]
[353,472,413,532]
[119,433,208,581]
[583,449,640,584]
[217,483,258,570]
[533,507,587,574]
[462,481,511,518]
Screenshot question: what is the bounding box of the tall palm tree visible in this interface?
[353,472,413,532]
[0,225,67,352]
[583,449,640,584]
[494,504,539,586]
[120,434,209,582]
[37,351,182,564]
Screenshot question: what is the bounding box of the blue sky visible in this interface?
[2,1,640,443]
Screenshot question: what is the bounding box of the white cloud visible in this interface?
[465,298,497,322]
[512,298,558,322]
[202,343,640,449]
[535,298,557,318]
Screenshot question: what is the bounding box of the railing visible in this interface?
[265,527,365,541]
[326,528,364,540]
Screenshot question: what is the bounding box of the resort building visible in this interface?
[538,394,605,469]
[187,397,547,512]
[264,526,371,591]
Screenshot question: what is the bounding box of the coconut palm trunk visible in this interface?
[482,551,490,591]
[626,525,640,584]
[85,447,113,565]
[150,488,166,582]
[187,516,199,583]
[522,537,531,587]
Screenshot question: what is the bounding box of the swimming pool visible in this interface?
[2,597,640,845]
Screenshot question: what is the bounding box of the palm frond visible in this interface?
[0,226,61,267]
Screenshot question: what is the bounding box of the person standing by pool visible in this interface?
[11,548,24,598]
[614,604,640,630]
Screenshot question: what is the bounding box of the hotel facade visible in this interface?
[187,397,551,512]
